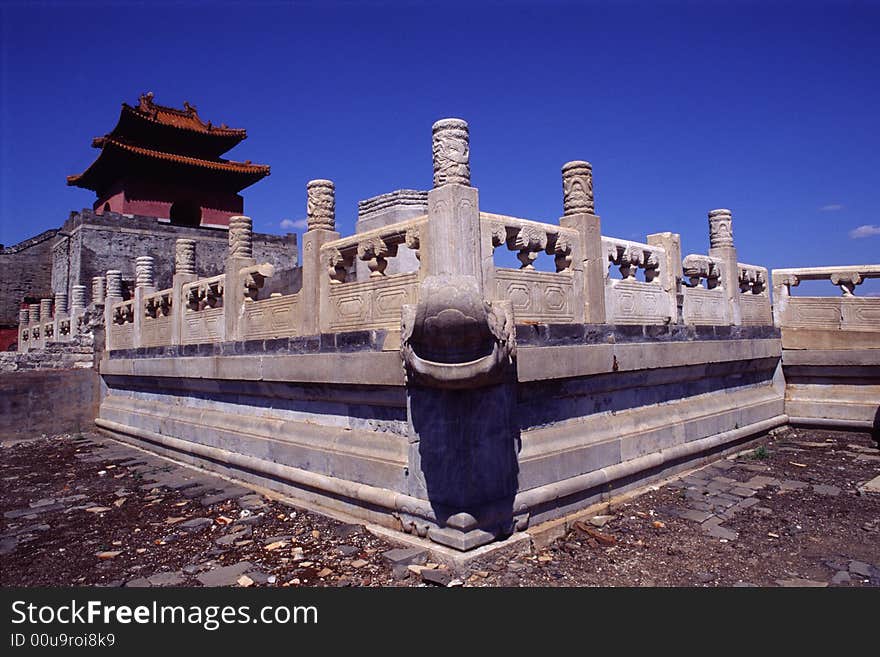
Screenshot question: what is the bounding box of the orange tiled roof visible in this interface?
[122,92,247,138]
[67,138,269,188]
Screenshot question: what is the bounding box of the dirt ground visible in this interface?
[2,426,878,587]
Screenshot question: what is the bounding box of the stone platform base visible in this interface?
[96,329,791,551]
[783,348,880,432]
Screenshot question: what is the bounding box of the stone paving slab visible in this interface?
[702,522,739,541]
[775,579,828,587]
[199,487,252,507]
[730,487,756,497]
[148,571,186,586]
[196,561,254,587]
[181,484,223,499]
[859,475,880,494]
[744,475,778,489]
[675,509,714,523]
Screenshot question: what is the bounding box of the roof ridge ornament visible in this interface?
[138,91,157,118]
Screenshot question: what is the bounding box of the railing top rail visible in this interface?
[772,264,880,282]
[321,216,427,252]
[143,287,173,299]
[481,212,579,236]
[602,235,667,254]
[181,273,226,291]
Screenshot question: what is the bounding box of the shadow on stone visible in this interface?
[408,382,520,550]
[872,406,879,445]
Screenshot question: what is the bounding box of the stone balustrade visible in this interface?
[681,253,726,325]
[737,262,772,326]
[319,217,426,333]
[603,236,675,324]
[180,274,226,345]
[141,288,174,348]
[485,213,583,323]
[772,264,880,338]
[772,263,880,430]
[17,286,94,352]
[16,117,781,359]
[108,299,135,350]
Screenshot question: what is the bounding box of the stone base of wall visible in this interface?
[783,348,880,433]
[0,335,95,372]
[0,368,100,441]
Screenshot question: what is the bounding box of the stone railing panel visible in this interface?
[320,218,426,331]
[109,299,135,350]
[737,263,772,326]
[241,293,302,340]
[326,272,419,332]
[181,307,224,345]
[141,288,174,348]
[773,265,880,331]
[494,269,575,323]
[484,213,581,323]
[682,254,726,325]
[182,274,225,312]
[181,274,226,345]
[603,237,674,324]
[320,217,426,286]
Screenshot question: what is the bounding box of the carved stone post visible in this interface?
[647,232,683,323]
[707,209,741,325]
[771,271,797,327]
[104,270,123,352]
[28,303,41,350]
[306,180,335,230]
[71,285,87,338]
[174,238,196,275]
[562,160,594,214]
[71,285,87,311]
[133,256,156,348]
[303,181,340,335]
[135,256,155,289]
[18,307,29,353]
[224,216,255,341]
[39,298,53,347]
[90,276,106,337]
[426,119,480,281]
[559,160,606,323]
[106,270,122,298]
[92,276,106,305]
[53,292,69,342]
[402,118,520,551]
[172,239,197,346]
[54,292,68,316]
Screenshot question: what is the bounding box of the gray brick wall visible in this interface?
[0,230,59,328]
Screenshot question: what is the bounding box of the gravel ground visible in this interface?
[1,426,878,587]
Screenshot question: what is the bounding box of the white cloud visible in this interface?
[819,203,844,212]
[849,224,880,239]
[280,218,308,231]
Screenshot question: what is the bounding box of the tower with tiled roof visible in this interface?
[67,92,270,228]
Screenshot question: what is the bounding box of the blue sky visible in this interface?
[1,0,878,292]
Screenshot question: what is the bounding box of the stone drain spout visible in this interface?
[401,276,515,389]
